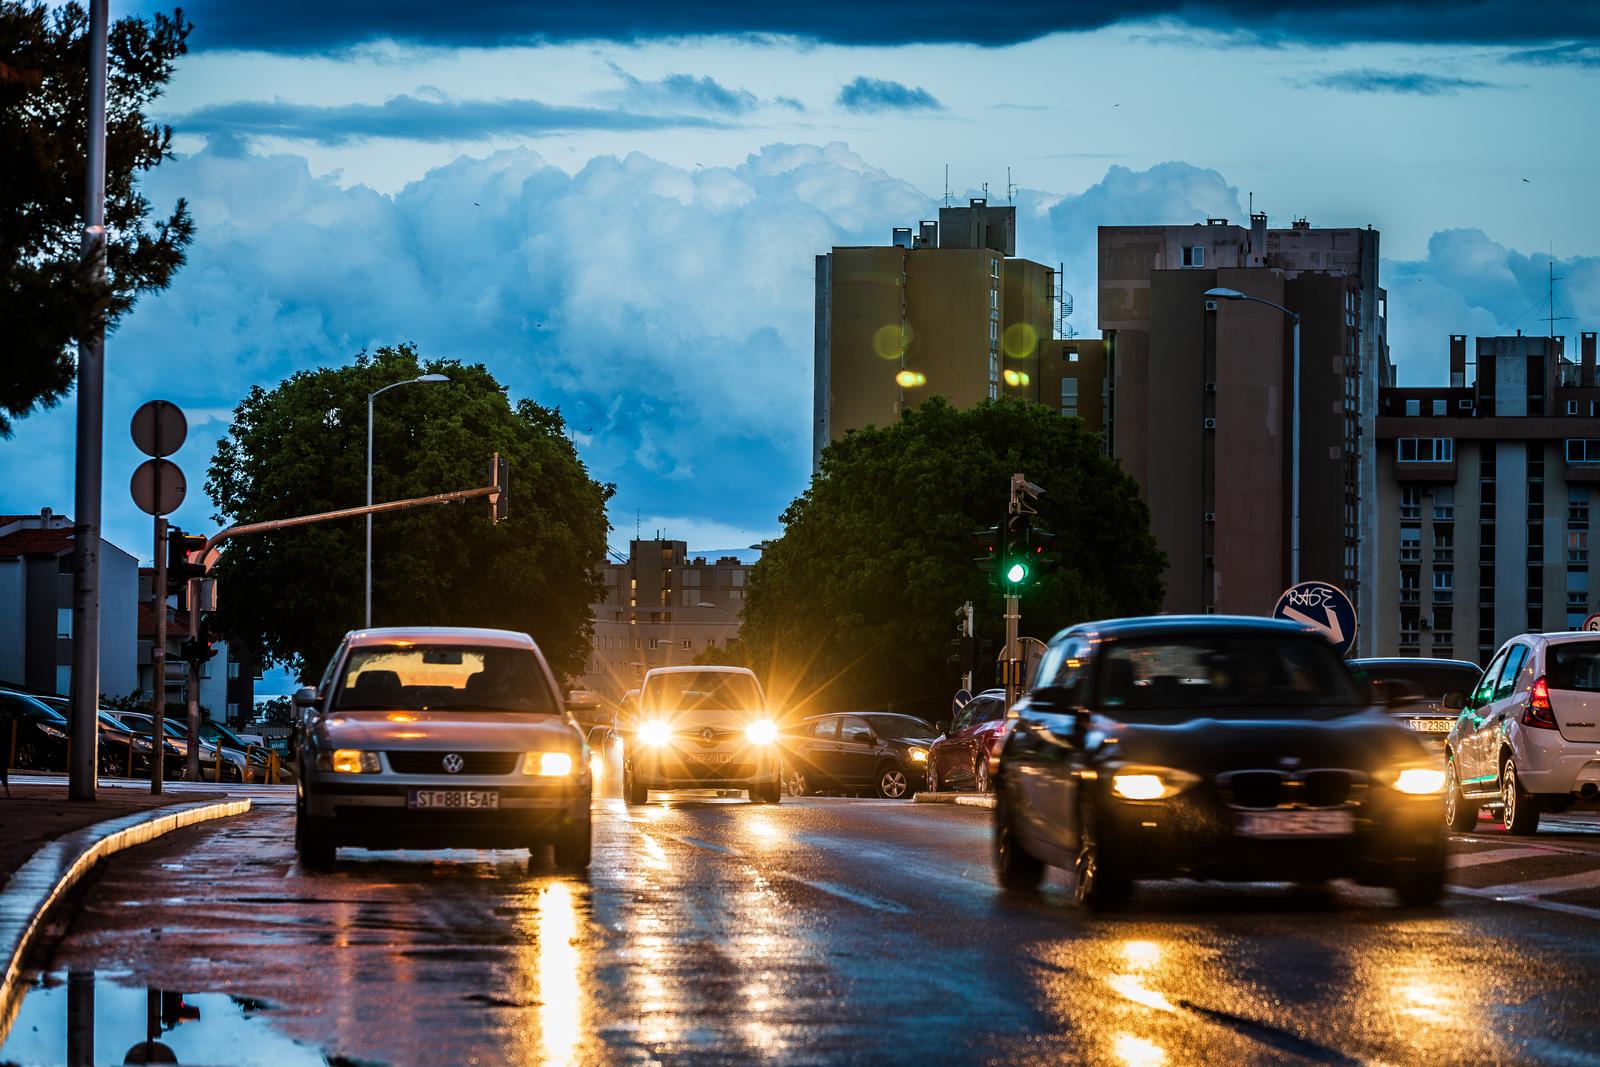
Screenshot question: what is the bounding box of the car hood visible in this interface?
[1092,707,1424,773]
[316,709,581,751]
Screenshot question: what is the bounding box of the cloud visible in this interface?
[596,62,804,115]
[144,0,1600,52]
[836,76,942,113]
[1505,42,1600,69]
[167,93,732,146]
[1298,67,1500,95]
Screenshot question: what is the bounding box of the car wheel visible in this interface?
[623,761,648,806]
[787,767,810,798]
[295,813,337,869]
[974,758,991,795]
[99,749,128,778]
[552,818,592,873]
[993,782,1046,892]
[1073,801,1131,911]
[1392,845,1447,907]
[876,763,910,800]
[1501,758,1540,835]
[751,780,781,804]
[15,741,38,770]
[1444,756,1478,833]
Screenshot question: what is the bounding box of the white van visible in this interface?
[621,666,782,804]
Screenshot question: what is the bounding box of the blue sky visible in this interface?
[4,0,1599,579]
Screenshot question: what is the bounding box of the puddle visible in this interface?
[0,971,338,1066]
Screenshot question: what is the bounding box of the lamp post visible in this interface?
[366,374,448,627]
[1204,287,1302,585]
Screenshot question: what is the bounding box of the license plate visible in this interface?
[1408,719,1452,733]
[1235,810,1353,837]
[407,790,499,810]
[689,752,732,765]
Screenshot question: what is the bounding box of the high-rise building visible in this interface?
[1097,216,1388,651]
[1374,330,1600,661]
[813,200,1073,470]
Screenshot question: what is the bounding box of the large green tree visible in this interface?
[1,2,194,435]
[205,345,613,684]
[725,398,1165,719]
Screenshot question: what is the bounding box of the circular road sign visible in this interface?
[1584,613,1600,633]
[952,689,973,713]
[130,458,186,517]
[1273,580,1358,658]
[130,399,187,458]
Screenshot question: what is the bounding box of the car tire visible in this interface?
[295,813,337,869]
[99,749,128,778]
[1392,846,1447,907]
[1444,756,1478,833]
[15,741,38,770]
[875,763,911,800]
[623,762,648,806]
[752,780,782,804]
[993,783,1046,892]
[552,818,592,873]
[1073,800,1131,912]
[786,767,811,798]
[974,757,991,795]
[1501,757,1540,835]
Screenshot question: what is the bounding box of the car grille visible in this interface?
[1217,769,1362,810]
[385,751,519,776]
[672,727,744,745]
[658,761,756,781]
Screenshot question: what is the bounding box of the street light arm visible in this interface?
[1205,289,1296,321]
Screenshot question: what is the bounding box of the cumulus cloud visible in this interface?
[1504,42,1600,69]
[596,63,760,114]
[1298,67,1500,95]
[167,92,732,146]
[836,76,942,113]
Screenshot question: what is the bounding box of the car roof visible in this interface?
[344,626,536,650]
[1351,657,1481,671]
[1055,614,1324,642]
[1532,632,1600,647]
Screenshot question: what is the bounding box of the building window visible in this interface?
[1182,245,1204,267]
[1570,530,1590,564]
[1061,378,1079,417]
[1432,570,1454,603]
[1405,399,1420,417]
[1400,487,1422,520]
[681,639,692,651]
[1434,526,1454,564]
[1432,486,1454,521]
[1573,488,1591,527]
[1433,399,1447,417]
[56,608,71,639]
[227,661,241,680]
[989,288,999,310]
[1399,616,1420,646]
[1569,400,1581,416]
[1400,568,1420,603]
[990,259,1000,278]
[226,702,239,719]
[1067,349,1079,363]
[1567,439,1600,464]
[988,382,999,400]
[1398,437,1454,463]
[989,321,999,342]
[1400,526,1421,563]
[55,665,70,696]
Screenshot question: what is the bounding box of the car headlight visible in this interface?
[638,720,673,746]
[909,748,928,763]
[745,720,779,745]
[1110,766,1200,801]
[525,751,574,777]
[132,736,153,750]
[1378,764,1447,795]
[38,723,67,739]
[323,749,381,774]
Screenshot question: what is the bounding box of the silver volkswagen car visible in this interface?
[294,627,591,870]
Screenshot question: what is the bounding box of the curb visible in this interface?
[0,797,252,1030]
[955,795,997,809]
[912,792,997,808]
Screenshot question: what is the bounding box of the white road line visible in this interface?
[1472,867,1600,899]
[1448,847,1552,869]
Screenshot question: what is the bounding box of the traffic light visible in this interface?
[970,525,999,573]
[181,611,219,665]
[490,452,509,525]
[165,529,206,594]
[1002,513,1032,587]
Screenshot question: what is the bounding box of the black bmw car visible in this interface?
[992,616,1448,910]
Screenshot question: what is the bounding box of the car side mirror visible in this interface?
[848,729,874,744]
[1442,690,1466,711]
[292,686,320,709]
[567,690,600,710]
[935,721,950,735]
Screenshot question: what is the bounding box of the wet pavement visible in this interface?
[9,790,1600,1065]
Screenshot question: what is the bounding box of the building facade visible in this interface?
[1097,215,1388,651]
[577,540,752,703]
[136,568,250,723]
[1374,331,1600,663]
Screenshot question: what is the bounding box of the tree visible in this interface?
[724,398,1165,720]
[1,2,194,435]
[205,345,613,684]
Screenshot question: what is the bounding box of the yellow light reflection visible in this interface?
[385,712,418,722]
[895,369,927,388]
[1121,940,1161,970]
[1109,974,1175,1014]
[536,882,581,1067]
[1003,321,1039,358]
[589,754,604,786]
[874,323,912,359]
[1114,1033,1167,1067]
[640,833,670,870]
[392,730,426,740]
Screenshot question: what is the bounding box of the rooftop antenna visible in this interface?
[1249,191,1253,214]
[1006,167,1014,204]
[635,509,640,541]
[1546,248,1572,342]
[943,164,950,208]
[982,181,989,201]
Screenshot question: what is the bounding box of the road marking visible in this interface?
[1472,867,1600,898]
[1448,847,1550,869]
[677,835,734,855]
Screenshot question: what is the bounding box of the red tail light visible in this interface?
[1523,676,1558,729]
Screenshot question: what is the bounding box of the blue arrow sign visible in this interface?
[1273,581,1358,657]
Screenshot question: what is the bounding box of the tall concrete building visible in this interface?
[1097,215,1388,652]
[813,199,1079,470]
[1374,331,1600,662]
[578,539,752,703]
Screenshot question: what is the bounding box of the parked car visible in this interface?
[294,626,591,870]
[928,689,1008,793]
[198,719,275,779]
[621,666,782,804]
[784,713,937,799]
[30,694,183,778]
[992,616,1448,910]
[0,691,71,771]
[109,712,249,782]
[1445,632,1600,835]
[1350,657,1482,755]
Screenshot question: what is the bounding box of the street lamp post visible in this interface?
[1204,287,1302,585]
[366,374,448,627]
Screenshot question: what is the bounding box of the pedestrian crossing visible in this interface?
[1449,816,1600,920]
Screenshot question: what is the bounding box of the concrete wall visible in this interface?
[99,539,138,698]
[0,559,23,685]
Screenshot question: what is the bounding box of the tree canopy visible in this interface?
[1,2,194,435]
[724,398,1165,719]
[205,345,613,684]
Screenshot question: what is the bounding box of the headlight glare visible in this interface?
[638,720,672,746]
[909,748,928,763]
[1388,766,1447,795]
[528,751,573,777]
[1109,766,1199,801]
[330,748,380,774]
[746,720,779,745]
[39,724,67,740]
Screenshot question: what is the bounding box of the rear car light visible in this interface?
[1522,676,1558,729]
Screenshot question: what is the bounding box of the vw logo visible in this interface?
[442,753,465,774]
[700,727,717,744]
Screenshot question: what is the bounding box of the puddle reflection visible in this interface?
[0,972,329,1066]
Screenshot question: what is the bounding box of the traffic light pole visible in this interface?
[151,516,167,794]
[1003,594,1021,710]
[961,601,975,694]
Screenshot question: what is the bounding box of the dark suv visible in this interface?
[992,616,1448,910]
[784,713,937,799]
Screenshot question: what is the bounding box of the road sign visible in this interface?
[952,689,972,713]
[130,400,187,458]
[130,458,186,517]
[1584,613,1600,633]
[1273,580,1358,657]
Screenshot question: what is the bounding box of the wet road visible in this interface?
[11,789,1600,1066]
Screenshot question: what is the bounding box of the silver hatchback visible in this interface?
[294,627,591,870]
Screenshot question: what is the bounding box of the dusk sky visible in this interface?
[4,0,1598,568]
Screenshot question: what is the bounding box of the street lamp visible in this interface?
[366,373,449,627]
[1204,287,1303,585]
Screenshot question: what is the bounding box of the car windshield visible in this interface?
[1096,633,1366,722]
[641,671,761,712]
[1351,663,1480,703]
[202,721,250,748]
[864,714,937,739]
[1549,643,1600,693]
[332,645,558,714]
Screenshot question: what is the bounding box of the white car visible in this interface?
[1445,632,1600,834]
[621,666,782,804]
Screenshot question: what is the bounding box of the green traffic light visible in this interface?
[1005,561,1028,584]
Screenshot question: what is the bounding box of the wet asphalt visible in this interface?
[10,784,1600,1066]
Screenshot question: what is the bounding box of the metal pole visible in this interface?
[67,0,109,801]
[365,391,374,629]
[1290,314,1301,586]
[151,516,166,793]
[1004,595,1020,710]
[961,601,974,694]
[185,578,200,783]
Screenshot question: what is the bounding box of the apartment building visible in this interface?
[1097,214,1387,651]
[1373,331,1600,662]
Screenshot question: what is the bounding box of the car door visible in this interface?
[1456,648,1505,785]
[1474,644,1527,786]
[947,698,991,783]
[1011,636,1092,855]
[794,716,840,786]
[836,716,880,786]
